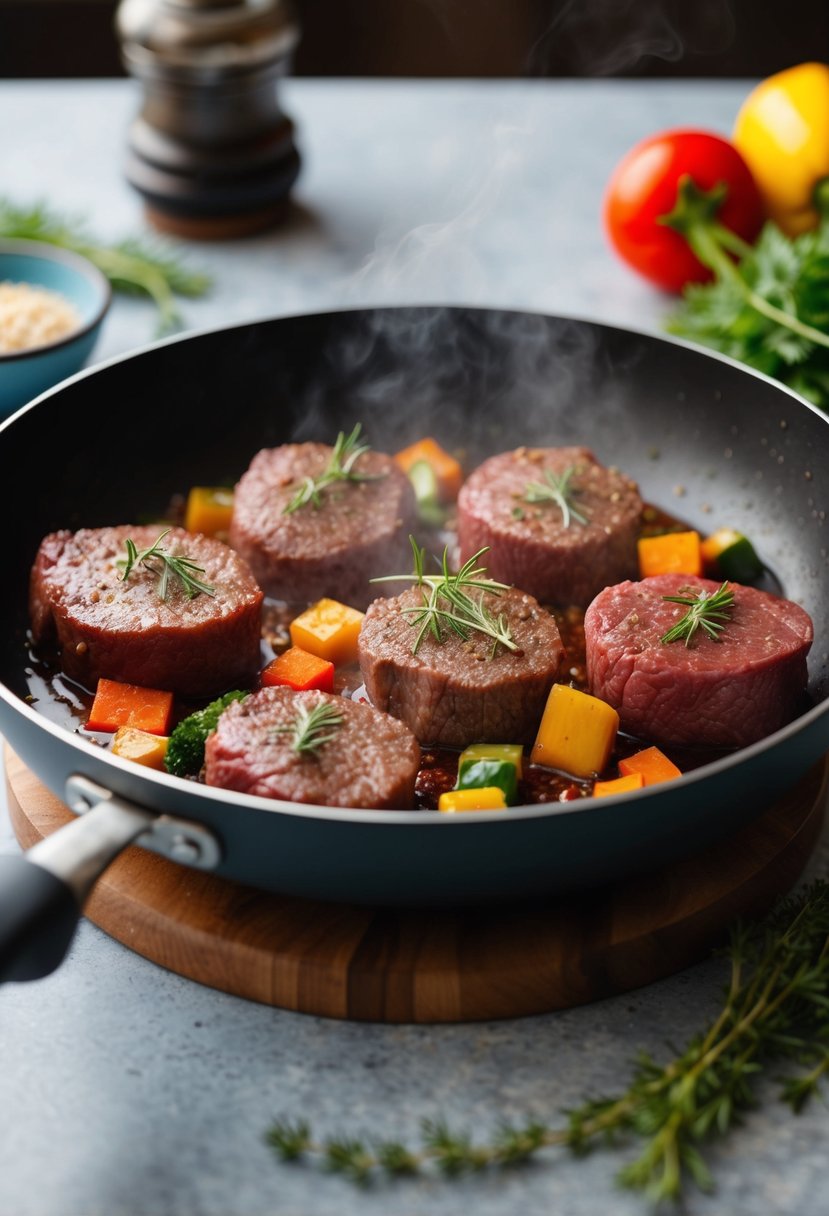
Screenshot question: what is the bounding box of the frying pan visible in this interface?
[2,306,829,983]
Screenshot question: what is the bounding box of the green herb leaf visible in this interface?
[523,465,589,527]
[372,540,517,656]
[269,699,345,756]
[283,425,383,514]
[117,528,216,601]
[660,581,735,647]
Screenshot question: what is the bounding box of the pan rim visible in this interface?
[2,304,828,826]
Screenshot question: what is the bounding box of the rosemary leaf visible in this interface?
[661,581,735,647]
[117,528,215,600]
[283,425,382,514]
[523,465,589,527]
[270,700,345,757]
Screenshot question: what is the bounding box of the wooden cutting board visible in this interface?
[6,746,827,1023]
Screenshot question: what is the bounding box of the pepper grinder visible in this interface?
[115,0,301,239]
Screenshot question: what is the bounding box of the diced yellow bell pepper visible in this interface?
[289,598,365,666]
[638,531,702,578]
[438,787,507,813]
[184,486,235,537]
[394,437,463,502]
[531,684,619,778]
[593,772,645,798]
[111,726,169,771]
[458,742,524,779]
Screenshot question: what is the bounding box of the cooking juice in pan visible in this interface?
[21,437,812,810]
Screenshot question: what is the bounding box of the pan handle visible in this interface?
[0,775,222,983]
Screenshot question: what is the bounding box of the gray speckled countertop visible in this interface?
[2,78,829,1216]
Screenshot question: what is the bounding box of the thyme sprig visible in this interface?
[117,528,216,600]
[270,700,345,757]
[283,425,382,514]
[522,465,589,527]
[661,581,735,647]
[372,538,518,657]
[266,880,829,1203]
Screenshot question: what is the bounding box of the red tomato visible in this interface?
[603,129,764,293]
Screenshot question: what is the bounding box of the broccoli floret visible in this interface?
[164,690,248,778]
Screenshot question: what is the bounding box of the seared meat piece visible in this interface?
[229,442,417,609]
[585,574,813,749]
[204,686,420,809]
[358,585,564,747]
[457,446,642,607]
[30,525,263,699]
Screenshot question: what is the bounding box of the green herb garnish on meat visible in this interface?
[522,465,589,527]
[117,529,216,601]
[269,700,345,757]
[282,424,383,515]
[660,581,735,647]
[0,197,210,332]
[164,690,248,778]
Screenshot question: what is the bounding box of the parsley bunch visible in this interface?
[665,177,829,408]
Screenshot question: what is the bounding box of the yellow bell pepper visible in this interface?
[733,62,829,236]
[111,726,169,771]
[438,787,507,813]
[530,684,619,779]
[289,598,365,666]
[184,486,235,537]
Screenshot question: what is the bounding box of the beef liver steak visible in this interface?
[229,442,417,609]
[30,525,263,699]
[204,686,420,809]
[358,584,564,747]
[457,446,642,607]
[584,574,813,749]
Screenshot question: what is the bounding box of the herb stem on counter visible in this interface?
[0,198,211,331]
[265,880,829,1202]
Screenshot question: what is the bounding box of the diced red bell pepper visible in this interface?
[87,678,173,735]
[261,646,335,692]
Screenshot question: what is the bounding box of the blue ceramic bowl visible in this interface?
[0,238,111,416]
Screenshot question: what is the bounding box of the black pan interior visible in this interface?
[2,306,829,705]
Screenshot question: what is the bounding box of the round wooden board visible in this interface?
[6,747,828,1023]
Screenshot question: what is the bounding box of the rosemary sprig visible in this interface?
[283,425,382,514]
[523,465,589,527]
[661,581,735,647]
[117,528,216,600]
[266,880,829,1203]
[0,198,210,332]
[270,700,345,757]
[372,538,518,657]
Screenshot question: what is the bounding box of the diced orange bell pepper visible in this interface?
[289,598,365,666]
[619,746,682,786]
[531,684,619,778]
[261,646,335,692]
[593,772,645,798]
[111,726,169,771]
[438,787,507,812]
[394,437,463,502]
[184,486,234,537]
[638,531,702,578]
[87,678,174,736]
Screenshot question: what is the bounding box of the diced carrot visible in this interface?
[438,787,507,812]
[184,486,234,537]
[111,726,169,771]
[619,746,682,786]
[87,678,174,735]
[289,598,365,666]
[261,646,335,692]
[593,772,645,798]
[638,530,702,578]
[530,684,619,778]
[394,437,463,502]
